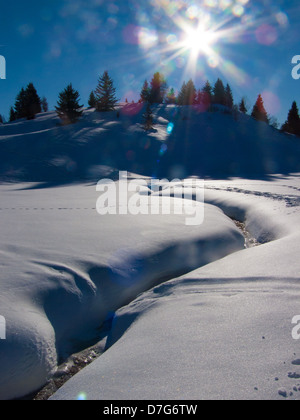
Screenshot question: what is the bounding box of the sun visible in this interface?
[182,25,216,56]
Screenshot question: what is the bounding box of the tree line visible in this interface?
[3,71,300,138]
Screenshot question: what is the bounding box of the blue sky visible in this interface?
[0,0,299,124]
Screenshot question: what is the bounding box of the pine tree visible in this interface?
[0,115,3,124]
[201,81,213,107]
[88,91,96,108]
[225,84,234,109]
[14,88,27,119]
[281,101,300,136]
[213,78,226,106]
[251,94,269,123]
[239,98,248,114]
[41,97,49,112]
[195,89,202,105]
[140,80,150,103]
[95,71,117,112]
[9,107,17,122]
[149,72,167,104]
[177,82,187,106]
[23,83,42,119]
[142,103,154,131]
[55,83,83,124]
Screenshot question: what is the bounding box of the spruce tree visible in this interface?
[225,84,234,109]
[185,80,197,105]
[239,98,247,114]
[149,72,167,104]
[281,101,300,136]
[213,78,226,106]
[55,83,83,124]
[201,81,213,107]
[251,94,269,123]
[23,83,42,119]
[166,87,176,104]
[41,97,49,112]
[14,88,27,119]
[140,80,150,103]
[177,82,187,106]
[95,71,117,112]
[88,91,96,108]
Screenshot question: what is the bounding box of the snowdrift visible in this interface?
[0,182,244,400]
[51,176,300,401]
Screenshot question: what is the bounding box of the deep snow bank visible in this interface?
[0,181,244,400]
[51,175,300,400]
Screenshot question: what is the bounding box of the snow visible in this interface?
[51,175,300,400]
[0,181,244,400]
[1,107,300,400]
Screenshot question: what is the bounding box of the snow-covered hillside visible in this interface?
[1,108,300,400]
[1,105,300,182]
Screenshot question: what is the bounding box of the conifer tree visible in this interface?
[95,71,118,112]
[177,82,187,106]
[88,91,97,108]
[185,80,197,105]
[213,78,226,106]
[149,72,167,104]
[23,83,42,119]
[0,115,3,124]
[140,80,150,103]
[14,88,27,119]
[239,98,248,114]
[195,89,202,105]
[225,84,234,109]
[251,94,269,123]
[41,97,49,112]
[55,83,83,124]
[281,101,300,136]
[201,81,213,107]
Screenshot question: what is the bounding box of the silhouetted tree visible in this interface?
[14,88,27,119]
[23,83,42,119]
[225,84,234,109]
[281,101,300,136]
[140,80,150,103]
[55,83,83,124]
[239,98,248,114]
[88,91,97,108]
[251,94,269,123]
[149,72,167,104]
[95,71,118,112]
[201,81,213,107]
[213,78,226,106]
